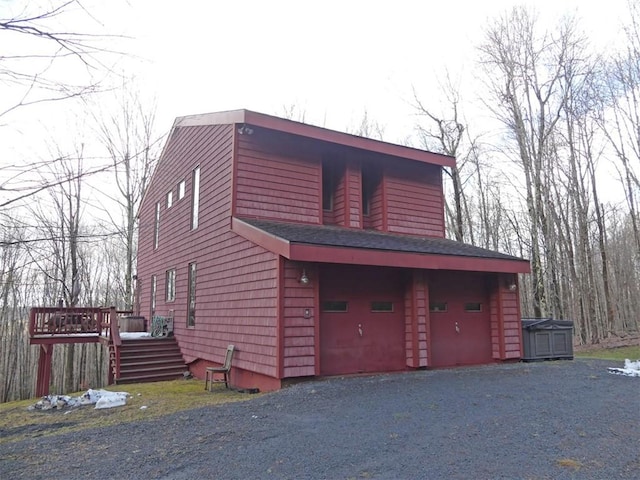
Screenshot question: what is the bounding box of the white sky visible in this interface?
[0,0,631,206]
[109,0,628,142]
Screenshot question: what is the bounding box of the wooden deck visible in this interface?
[28,307,186,395]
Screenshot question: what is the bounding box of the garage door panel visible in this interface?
[429,273,492,367]
[320,266,406,375]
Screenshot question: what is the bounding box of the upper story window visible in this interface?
[191,166,201,229]
[362,167,380,216]
[165,268,176,302]
[154,202,161,249]
[178,180,185,200]
[322,163,335,211]
[166,191,173,208]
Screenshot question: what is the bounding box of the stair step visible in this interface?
[120,344,180,352]
[118,363,187,375]
[120,352,182,363]
[120,359,185,369]
[110,336,187,385]
[115,372,186,384]
[120,347,181,356]
[117,368,186,378]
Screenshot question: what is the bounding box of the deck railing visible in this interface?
[29,306,105,337]
[28,305,138,393]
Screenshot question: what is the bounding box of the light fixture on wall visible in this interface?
[237,124,254,135]
[299,269,310,286]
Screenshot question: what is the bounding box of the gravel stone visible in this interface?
[1,358,638,479]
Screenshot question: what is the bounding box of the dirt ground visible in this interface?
[573,333,640,352]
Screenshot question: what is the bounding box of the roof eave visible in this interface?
[175,109,455,168]
[233,218,531,274]
[288,243,531,274]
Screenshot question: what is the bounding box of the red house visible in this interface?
[136,109,530,392]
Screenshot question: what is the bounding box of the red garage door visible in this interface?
[429,273,492,367]
[320,266,406,375]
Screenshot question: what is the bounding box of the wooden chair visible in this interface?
[205,345,235,391]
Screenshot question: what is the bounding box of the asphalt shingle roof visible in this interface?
[240,218,527,262]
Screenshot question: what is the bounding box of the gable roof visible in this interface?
[233,217,530,274]
[174,109,455,168]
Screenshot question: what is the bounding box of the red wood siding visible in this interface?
[137,124,280,379]
[331,166,347,226]
[347,164,362,228]
[489,274,523,360]
[385,162,444,237]
[281,260,317,377]
[235,130,321,224]
[404,270,428,368]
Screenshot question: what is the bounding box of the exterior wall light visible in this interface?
[299,269,310,286]
[237,124,254,135]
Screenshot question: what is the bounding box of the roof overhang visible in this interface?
[175,109,455,168]
[232,218,531,274]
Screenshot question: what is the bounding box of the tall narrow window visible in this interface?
[322,163,335,211]
[154,202,161,249]
[167,191,173,208]
[166,268,176,302]
[178,180,185,200]
[187,262,196,327]
[362,168,380,216]
[150,274,157,318]
[191,166,201,229]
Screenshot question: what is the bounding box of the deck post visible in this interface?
[36,343,54,397]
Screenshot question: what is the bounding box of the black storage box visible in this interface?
[521,318,574,361]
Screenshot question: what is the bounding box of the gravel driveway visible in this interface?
[1,358,638,479]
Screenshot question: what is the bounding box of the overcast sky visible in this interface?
[0,0,631,190]
[110,0,628,141]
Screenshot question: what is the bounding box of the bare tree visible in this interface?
[0,0,120,119]
[596,1,640,256]
[27,142,87,391]
[0,0,124,212]
[91,82,161,309]
[479,7,586,318]
[413,79,473,243]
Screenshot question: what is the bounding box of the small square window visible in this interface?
[167,191,173,208]
[464,302,482,312]
[322,301,348,312]
[178,180,186,200]
[429,302,447,312]
[371,301,393,312]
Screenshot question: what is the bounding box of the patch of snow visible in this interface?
[120,332,151,339]
[95,391,129,409]
[608,359,640,377]
[140,405,148,410]
[28,389,131,411]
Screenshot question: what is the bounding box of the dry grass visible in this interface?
[0,379,256,445]
[556,458,582,470]
[575,345,640,361]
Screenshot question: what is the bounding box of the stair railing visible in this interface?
[101,306,123,384]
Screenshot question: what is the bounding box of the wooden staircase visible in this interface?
[112,337,188,384]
